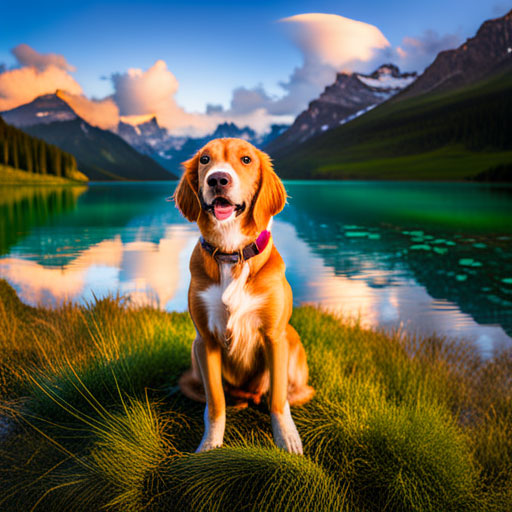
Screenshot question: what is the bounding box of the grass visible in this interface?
[313,146,512,181]
[0,163,88,184]
[0,279,511,511]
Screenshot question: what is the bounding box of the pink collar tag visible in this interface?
[255,230,271,252]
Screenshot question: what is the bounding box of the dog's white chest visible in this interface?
[199,263,263,366]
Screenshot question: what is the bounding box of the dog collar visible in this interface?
[200,230,271,264]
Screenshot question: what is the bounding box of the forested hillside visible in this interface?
[271,70,512,181]
[0,116,82,180]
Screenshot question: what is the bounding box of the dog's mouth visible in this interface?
[202,196,246,221]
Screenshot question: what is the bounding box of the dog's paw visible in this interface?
[270,401,303,455]
[196,405,225,453]
[195,436,223,452]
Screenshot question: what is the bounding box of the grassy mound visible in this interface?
[1,163,88,184]
[0,279,511,511]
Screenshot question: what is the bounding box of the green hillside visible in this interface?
[25,119,175,181]
[0,116,87,182]
[271,69,512,181]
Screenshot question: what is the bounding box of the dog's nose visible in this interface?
[207,172,232,189]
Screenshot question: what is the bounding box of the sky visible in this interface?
[0,0,509,136]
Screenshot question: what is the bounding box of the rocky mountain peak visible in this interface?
[397,8,512,100]
[1,91,78,127]
[265,63,417,154]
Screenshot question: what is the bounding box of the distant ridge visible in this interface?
[117,118,289,175]
[269,9,512,182]
[1,94,174,181]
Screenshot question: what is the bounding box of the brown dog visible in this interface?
[174,138,314,454]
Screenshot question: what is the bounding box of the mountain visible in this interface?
[118,116,172,157]
[117,119,289,175]
[1,93,78,127]
[270,9,512,182]
[0,114,86,182]
[1,94,174,181]
[398,9,512,100]
[265,64,417,155]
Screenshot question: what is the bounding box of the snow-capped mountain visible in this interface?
[117,116,182,160]
[265,64,417,155]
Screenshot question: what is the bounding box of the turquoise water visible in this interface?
[1,181,511,356]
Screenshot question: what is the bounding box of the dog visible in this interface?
[174,138,314,454]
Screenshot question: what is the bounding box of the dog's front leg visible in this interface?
[265,334,303,455]
[194,336,225,452]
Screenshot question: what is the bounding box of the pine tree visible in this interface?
[38,140,47,175]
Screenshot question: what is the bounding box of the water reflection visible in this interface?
[0,185,87,256]
[1,181,511,357]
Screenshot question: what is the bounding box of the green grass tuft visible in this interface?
[0,280,511,511]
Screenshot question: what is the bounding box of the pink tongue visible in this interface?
[214,203,235,220]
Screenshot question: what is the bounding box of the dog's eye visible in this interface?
[241,156,251,165]
[200,155,210,165]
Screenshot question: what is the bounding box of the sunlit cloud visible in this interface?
[110,59,219,136]
[58,90,120,130]
[0,63,82,111]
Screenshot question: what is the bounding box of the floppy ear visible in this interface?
[251,149,287,231]
[173,153,201,222]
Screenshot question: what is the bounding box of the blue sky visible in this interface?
[0,0,508,134]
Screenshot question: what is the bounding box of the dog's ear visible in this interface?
[173,153,201,222]
[251,149,287,231]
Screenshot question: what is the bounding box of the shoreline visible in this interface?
[0,163,88,185]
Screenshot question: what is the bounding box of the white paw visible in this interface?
[271,401,303,455]
[196,405,225,453]
[196,436,223,452]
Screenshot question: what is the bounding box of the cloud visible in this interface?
[111,60,178,116]
[0,13,393,136]
[218,13,390,122]
[12,43,76,72]
[0,64,82,111]
[110,59,219,136]
[58,91,119,130]
[279,13,390,70]
[396,30,461,71]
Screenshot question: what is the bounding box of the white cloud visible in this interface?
[279,13,390,70]
[218,13,391,122]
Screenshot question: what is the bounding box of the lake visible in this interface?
[1,181,511,357]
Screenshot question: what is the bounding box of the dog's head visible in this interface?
[173,138,286,246]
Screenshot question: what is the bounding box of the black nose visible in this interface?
[207,172,232,188]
